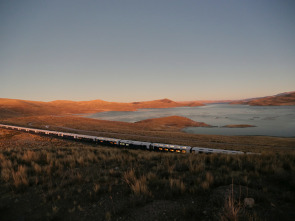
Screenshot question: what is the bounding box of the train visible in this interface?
[0,123,246,155]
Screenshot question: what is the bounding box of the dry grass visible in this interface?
[201,172,214,190]
[124,169,152,197]
[12,165,29,188]
[220,184,242,221]
[0,128,295,220]
[169,178,186,194]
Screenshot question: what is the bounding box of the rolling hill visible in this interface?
[0,98,203,119]
[230,91,295,106]
[1,91,294,119]
[135,115,210,129]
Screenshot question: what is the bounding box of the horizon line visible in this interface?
[1,90,294,103]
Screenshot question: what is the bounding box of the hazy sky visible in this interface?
[1,0,295,102]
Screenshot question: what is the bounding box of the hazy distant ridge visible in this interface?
[0,98,203,118]
[230,91,295,106]
[1,91,294,119]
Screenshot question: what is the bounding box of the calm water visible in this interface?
[85,104,295,137]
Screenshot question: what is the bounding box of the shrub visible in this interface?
[12,165,29,189]
[1,168,11,182]
[124,169,152,197]
[169,178,186,194]
[221,193,241,221]
[201,172,214,190]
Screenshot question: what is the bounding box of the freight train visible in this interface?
[0,124,246,155]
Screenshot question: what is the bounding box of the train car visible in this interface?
[96,137,120,146]
[245,152,260,155]
[0,124,11,129]
[58,132,78,140]
[119,140,151,150]
[191,147,244,155]
[44,130,57,135]
[18,127,27,132]
[191,147,228,154]
[35,129,48,135]
[191,147,211,154]
[46,131,60,136]
[75,134,97,142]
[151,143,190,153]
[226,150,244,155]
[28,128,40,134]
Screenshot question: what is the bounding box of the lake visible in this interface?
[85,104,295,137]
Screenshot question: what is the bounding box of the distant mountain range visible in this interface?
[0,91,294,119]
[230,91,295,106]
[0,98,203,118]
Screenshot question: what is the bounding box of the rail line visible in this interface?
[0,123,252,155]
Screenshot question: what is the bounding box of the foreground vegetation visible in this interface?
[1,129,295,220]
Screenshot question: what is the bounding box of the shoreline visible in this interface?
[221,124,256,128]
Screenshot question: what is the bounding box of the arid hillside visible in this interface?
[0,98,203,119]
[2,91,294,119]
[0,98,59,118]
[231,91,295,106]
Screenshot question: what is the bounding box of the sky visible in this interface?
[1,0,295,102]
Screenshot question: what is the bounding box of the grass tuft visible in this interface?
[12,165,29,189]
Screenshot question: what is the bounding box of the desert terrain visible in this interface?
[0,93,295,220]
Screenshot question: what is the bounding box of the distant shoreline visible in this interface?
[221,124,256,128]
